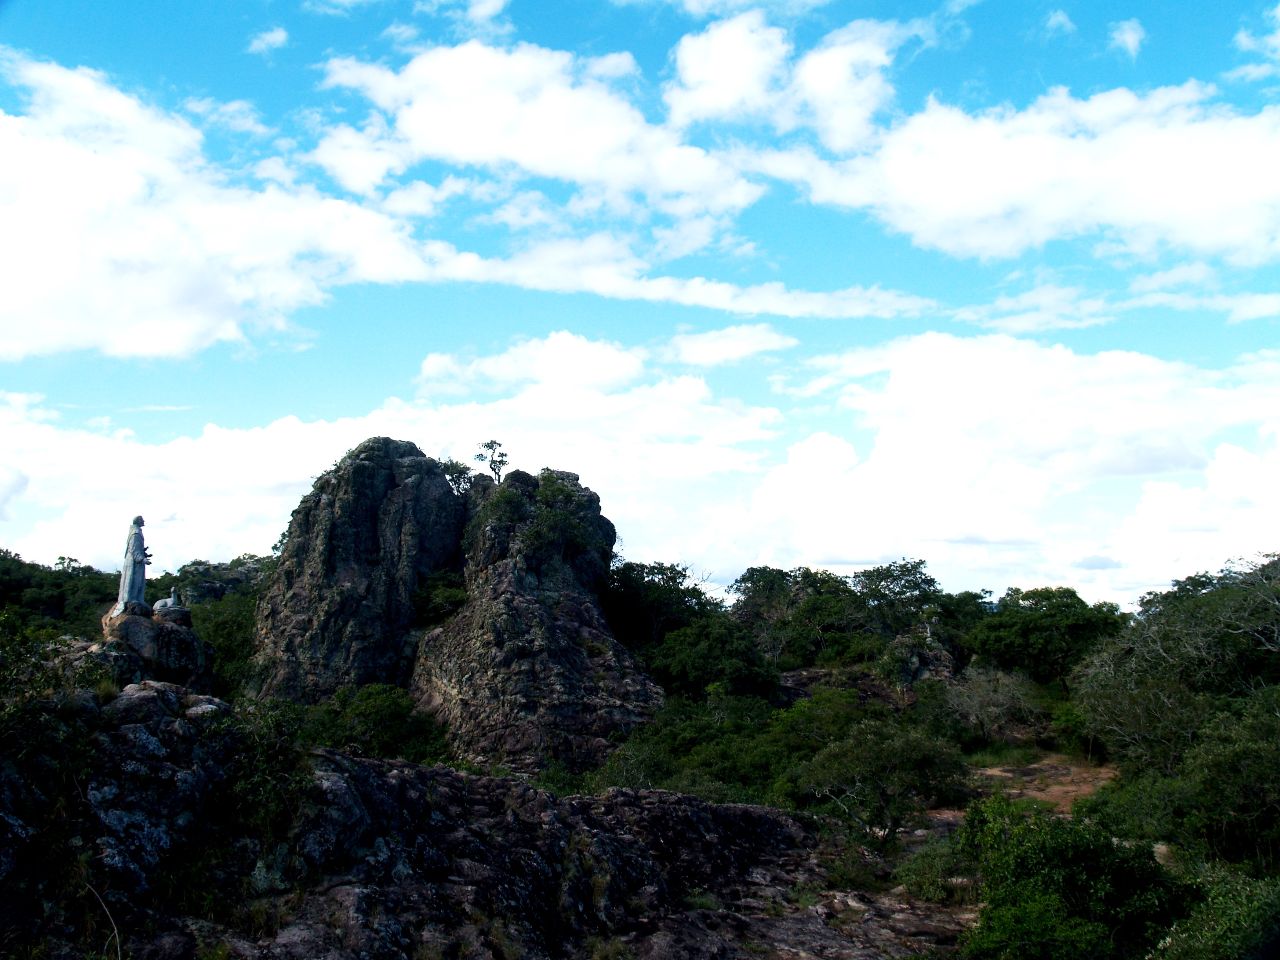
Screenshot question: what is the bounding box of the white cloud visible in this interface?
[1128,262,1216,292]
[321,41,763,216]
[0,53,427,360]
[1,346,780,580]
[1127,290,1280,323]
[418,330,647,396]
[781,18,930,153]
[664,14,927,153]
[760,333,1280,597]
[1109,18,1146,59]
[666,323,799,365]
[183,96,271,135]
[665,11,791,127]
[1045,10,1076,35]
[417,233,934,318]
[955,284,1112,332]
[1231,3,1280,81]
[616,0,834,15]
[380,175,472,217]
[305,0,385,14]
[747,82,1280,262]
[310,118,408,193]
[247,27,288,55]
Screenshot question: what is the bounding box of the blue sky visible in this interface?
[2,0,1279,604]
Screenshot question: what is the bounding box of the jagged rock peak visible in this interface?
[412,467,663,773]
[252,437,466,701]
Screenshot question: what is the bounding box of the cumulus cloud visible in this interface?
[665,11,791,127]
[417,330,647,395]
[320,41,761,216]
[747,82,1280,262]
[0,53,427,360]
[761,333,1280,596]
[664,13,928,153]
[1109,19,1146,59]
[1,342,780,577]
[665,323,799,365]
[247,27,288,55]
[615,0,834,16]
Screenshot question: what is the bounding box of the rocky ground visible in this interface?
[1,680,978,960]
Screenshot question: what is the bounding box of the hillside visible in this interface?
[1,437,1278,959]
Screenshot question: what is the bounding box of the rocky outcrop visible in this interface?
[62,601,212,690]
[172,556,270,606]
[411,469,662,772]
[252,438,466,699]
[0,688,970,959]
[252,439,661,773]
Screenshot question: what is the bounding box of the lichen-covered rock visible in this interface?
[0,686,970,960]
[252,438,466,700]
[411,469,662,772]
[252,438,661,773]
[77,602,213,690]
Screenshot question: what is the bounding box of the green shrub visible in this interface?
[896,836,976,904]
[957,796,1192,960]
[190,590,258,698]
[301,684,449,764]
[1153,868,1280,960]
[788,719,968,843]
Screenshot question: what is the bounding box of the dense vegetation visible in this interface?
[2,543,1278,957]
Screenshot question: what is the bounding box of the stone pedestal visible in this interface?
[94,602,212,691]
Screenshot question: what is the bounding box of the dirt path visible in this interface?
[973,752,1117,814]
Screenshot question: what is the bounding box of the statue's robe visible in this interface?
[113,526,147,614]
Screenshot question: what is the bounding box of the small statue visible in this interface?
[111,515,151,615]
[154,586,181,611]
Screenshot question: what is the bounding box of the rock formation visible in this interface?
[252,438,466,699]
[412,468,662,772]
[64,600,212,691]
[252,438,661,772]
[0,685,970,959]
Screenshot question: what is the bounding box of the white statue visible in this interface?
[111,515,151,615]
[154,586,180,610]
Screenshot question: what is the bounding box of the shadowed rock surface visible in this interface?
[61,602,213,691]
[253,438,661,772]
[411,468,663,772]
[252,438,466,700]
[0,684,970,959]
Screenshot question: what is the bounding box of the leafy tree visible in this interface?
[789,718,967,842]
[964,586,1124,686]
[958,796,1192,960]
[849,558,944,640]
[1153,868,1280,960]
[648,614,776,698]
[474,439,510,482]
[1179,684,1280,870]
[441,457,474,495]
[1073,555,1280,772]
[602,560,720,654]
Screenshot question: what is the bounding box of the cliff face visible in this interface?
[252,438,465,700]
[411,469,663,773]
[252,438,661,771]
